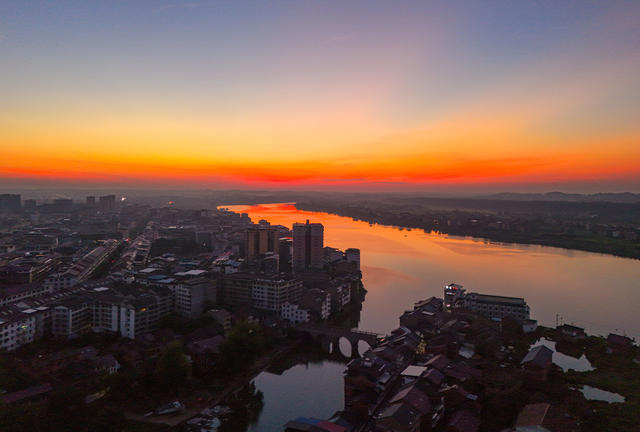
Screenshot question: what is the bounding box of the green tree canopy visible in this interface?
[154,341,192,391]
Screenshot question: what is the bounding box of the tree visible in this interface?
[216,322,265,375]
[154,341,192,391]
[218,382,264,432]
[46,385,89,432]
[86,407,127,432]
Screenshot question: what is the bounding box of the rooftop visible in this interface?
[466,292,526,305]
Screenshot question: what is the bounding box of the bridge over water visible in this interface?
[297,322,382,357]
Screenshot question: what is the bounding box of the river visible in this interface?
[223,202,640,431]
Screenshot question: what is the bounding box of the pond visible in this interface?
[530,338,594,372]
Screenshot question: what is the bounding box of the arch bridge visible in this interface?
[297,322,381,358]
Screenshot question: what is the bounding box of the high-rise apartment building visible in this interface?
[278,238,292,273]
[99,194,116,211]
[0,194,21,211]
[292,220,324,272]
[245,226,277,260]
[345,248,361,270]
[23,199,37,211]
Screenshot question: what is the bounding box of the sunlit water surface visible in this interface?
[222,203,640,431]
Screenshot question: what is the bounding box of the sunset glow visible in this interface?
[2,1,639,191]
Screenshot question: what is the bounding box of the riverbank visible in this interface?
[329,298,640,432]
[294,202,640,260]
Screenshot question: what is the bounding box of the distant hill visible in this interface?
[479,192,640,203]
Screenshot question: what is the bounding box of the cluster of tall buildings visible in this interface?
[0,194,21,211]
[243,218,327,274]
[0,194,118,213]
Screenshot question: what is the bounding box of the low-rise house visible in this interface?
[376,402,421,432]
[440,385,478,410]
[446,409,480,432]
[327,281,351,312]
[606,333,634,354]
[92,354,120,375]
[522,319,538,334]
[514,403,578,432]
[424,368,446,387]
[187,335,224,372]
[284,417,347,432]
[521,345,553,382]
[1,383,53,405]
[389,383,432,418]
[400,365,427,384]
[556,324,585,339]
[281,289,331,324]
[345,356,393,418]
[281,302,311,325]
[425,354,450,372]
[208,308,232,332]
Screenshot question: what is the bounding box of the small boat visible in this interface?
[154,401,185,415]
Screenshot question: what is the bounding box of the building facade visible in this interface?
[292,220,324,272]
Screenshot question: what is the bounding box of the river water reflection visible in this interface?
[223,203,640,431]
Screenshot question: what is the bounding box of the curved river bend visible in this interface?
[222,203,640,431]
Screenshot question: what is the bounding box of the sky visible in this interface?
[1,0,639,193]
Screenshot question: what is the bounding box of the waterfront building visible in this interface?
[444,283,465,310]
[345,248,361,270]
[444,283,530,320]
[462,292,530,321]
[292,220,324,272]
[280,302,311,324]
[327,281,351,312]
[281,288,331,323]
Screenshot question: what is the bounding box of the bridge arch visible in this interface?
[297,323,380,358]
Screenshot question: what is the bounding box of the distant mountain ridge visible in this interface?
[479,192,640,203]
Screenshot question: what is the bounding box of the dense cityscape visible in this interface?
[2,1,640,431]
[0,193,637,431]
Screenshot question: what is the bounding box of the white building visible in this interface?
[0,310,36,351]
[281,302,311,324]
[252,277,303,312]
[0,284,52,307]
[463,292,530,321]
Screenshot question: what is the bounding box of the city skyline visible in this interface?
[2,1,640,192]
